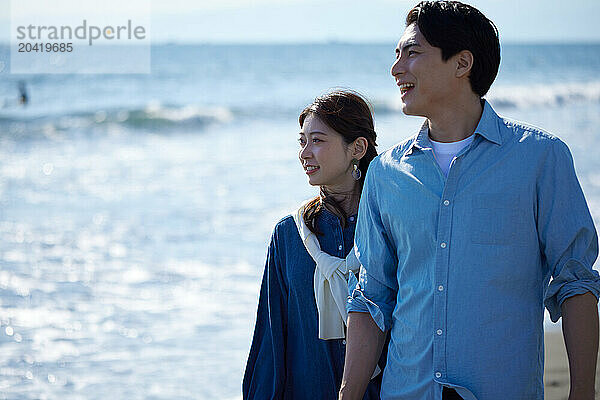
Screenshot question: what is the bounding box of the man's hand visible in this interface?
[561,292,599,400]
[339,312,386,400]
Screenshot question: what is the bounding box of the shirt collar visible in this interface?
[474,99,502,146]
[319,206,356,226]
[407,99,502,155]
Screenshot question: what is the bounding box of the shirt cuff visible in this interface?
[544,260,600,322]
[347,287,388,332]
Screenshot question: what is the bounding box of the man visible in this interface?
[339,1,600,399]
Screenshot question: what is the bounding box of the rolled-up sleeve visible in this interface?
[539,139,600,322]
[347,160,398,332]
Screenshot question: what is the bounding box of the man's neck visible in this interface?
[427,95,483,143]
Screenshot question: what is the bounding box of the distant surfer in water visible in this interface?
[18,81,28,106]
[0,81,29,109]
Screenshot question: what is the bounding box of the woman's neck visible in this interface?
[320,185,360,216]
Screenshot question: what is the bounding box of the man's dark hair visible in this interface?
[406,1,500,97]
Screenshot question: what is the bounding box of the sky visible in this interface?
[1,0,599,44]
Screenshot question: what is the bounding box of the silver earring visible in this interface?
[352,160,361,180]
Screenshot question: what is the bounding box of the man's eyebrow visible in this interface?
[401,40,421,52]
[395,40,420,54]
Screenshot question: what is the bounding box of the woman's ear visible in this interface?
[455,50,474,79]
[351,137,368,160]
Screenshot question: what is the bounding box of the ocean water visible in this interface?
[0,43,599,399]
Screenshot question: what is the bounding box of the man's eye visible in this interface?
[312,138,322,143]
[408,50,418,56]
[298,138,305,145]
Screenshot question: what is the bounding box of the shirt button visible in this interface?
[349,216,355,222]
[440,242,447,249]
[443,200,450,206]
[342,340,346,345]
[436,329,443,336]
[338,245,343,251]
[438,285,444,291]
[435,372,442,379]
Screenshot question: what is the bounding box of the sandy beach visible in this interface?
[544,330,600,399]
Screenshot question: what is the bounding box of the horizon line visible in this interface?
[1,39,600,46]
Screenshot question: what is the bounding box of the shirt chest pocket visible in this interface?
[470,193,528,245]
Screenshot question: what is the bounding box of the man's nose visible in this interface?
[391,57,405,78]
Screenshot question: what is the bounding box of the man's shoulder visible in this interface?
[371,135,418,169]
[493,114,576,165]
[499,114,564,148]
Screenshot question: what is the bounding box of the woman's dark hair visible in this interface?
[298,90,378,235]
[406,0,500,97]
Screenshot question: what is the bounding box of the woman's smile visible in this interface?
[304,164,320,175]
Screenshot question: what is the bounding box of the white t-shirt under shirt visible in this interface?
[430,134,475,177]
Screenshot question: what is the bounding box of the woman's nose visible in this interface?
[299,143,312,160]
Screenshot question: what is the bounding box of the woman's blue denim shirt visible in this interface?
[243,207,383,399]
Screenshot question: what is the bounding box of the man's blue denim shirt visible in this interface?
[348,100,600,400]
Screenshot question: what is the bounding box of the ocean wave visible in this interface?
[1,81,598,139]
[120,103,234,130]
[487,81,600,109]
[0,103,234,137]
[371,81,600,114]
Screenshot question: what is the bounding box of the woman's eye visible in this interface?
[312,138,322,143]
[298,138,305,146]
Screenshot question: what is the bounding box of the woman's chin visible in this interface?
[307,177,321,186]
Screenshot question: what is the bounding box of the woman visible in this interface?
[243,90,382,399]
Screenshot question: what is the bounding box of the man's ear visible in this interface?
[455,50,474,79]
[351,137,368,160]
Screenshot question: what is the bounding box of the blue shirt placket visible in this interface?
[417,133,480,391]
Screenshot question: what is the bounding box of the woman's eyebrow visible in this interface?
[300,131,328,137]
[307,131,327,136]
